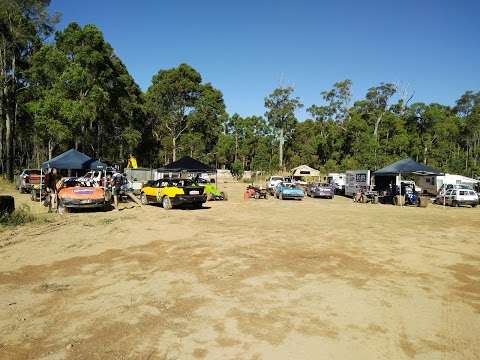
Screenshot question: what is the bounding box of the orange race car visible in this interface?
[56,177,110,212]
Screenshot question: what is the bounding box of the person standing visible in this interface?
[112,172,123,211]
[45,168,59,212]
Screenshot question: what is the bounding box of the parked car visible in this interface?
[16,169,44,193]
[140,178,207,209]
[435,188,478,207]
[57,177,109,213]
[306,182,335,199]
[436,183,473,198]
[266,176,292,195]
[274,182,304,200]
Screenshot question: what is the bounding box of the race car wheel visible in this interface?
[140,193,149,205]
[221,192,228,201]
[162,196,172,210]
[452,200,458,207]
[279,193,283,200]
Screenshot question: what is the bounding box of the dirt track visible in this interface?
[1,182,479,359]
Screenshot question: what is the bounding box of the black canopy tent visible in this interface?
[157,156,214,173]
[157,156,217,183]
[374,158,443,177]
[374,158,443,206]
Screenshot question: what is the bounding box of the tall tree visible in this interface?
[0,0,58,179]
[145,64,224,163]
[264,86,303,169]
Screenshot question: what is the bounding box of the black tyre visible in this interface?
[279,193,283,200]
[162,196,172,210]
[140,193,149,205]
[452,200,458,207]
[471,204,477,208]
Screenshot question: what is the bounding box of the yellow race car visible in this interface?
[140,178,207,209]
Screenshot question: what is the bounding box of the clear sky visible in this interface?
[49,0,479,119]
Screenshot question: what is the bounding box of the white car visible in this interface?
[266,176,291,195]
[437,183,473,198]
[436,188,478,207]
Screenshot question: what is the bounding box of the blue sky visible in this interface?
[49,0,479,119]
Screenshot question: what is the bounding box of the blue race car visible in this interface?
[275,182,305,200]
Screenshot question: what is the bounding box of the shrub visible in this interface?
[0,204,37,226]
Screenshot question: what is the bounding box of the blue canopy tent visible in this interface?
[41,149,107,170]
[39,149,108,203]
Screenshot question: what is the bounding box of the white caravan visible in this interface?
[327,173,346,193]
[416,173,479,195]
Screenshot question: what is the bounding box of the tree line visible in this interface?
[1,1,479,181]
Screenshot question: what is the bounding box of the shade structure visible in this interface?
[41,149,107,170]
[157,156,214,173]
[374,158,443,176]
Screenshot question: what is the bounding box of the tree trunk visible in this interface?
[48,139,53,160]
[279,127,284,169]
[5,108,13,180]
[172,136,176,162]
[234,132,238,162]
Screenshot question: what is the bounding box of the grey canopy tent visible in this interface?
[41,149,107,170]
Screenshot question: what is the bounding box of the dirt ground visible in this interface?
[1,181,479,360]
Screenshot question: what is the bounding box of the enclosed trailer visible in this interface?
[345,170,371,197]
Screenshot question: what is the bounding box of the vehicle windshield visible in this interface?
[271,177,283,181]
[283,183,298,189]
[168,179,196,187]
[62,177,96,188]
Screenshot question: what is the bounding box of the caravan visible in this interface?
[416,174,479,195]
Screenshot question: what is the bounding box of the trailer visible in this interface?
[345,170,371,197]
[415,173,479,195]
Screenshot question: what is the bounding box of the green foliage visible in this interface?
[2,3,480,180]
[0,204,36,226]
[230,160,244,178]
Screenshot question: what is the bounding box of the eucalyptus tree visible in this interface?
[145,64,224,163]
[0,0,58,178]
[264,86,303,169]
